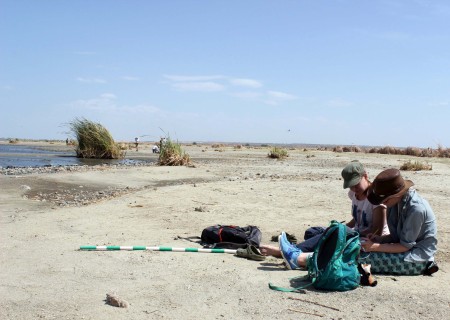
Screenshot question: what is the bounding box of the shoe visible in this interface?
[279,232,301,270]
[270,232,297,243]
[235,245,266,261]
[423,261,439,276]
[279,231,293,247]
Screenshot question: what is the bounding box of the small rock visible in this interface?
[106,293,129,308]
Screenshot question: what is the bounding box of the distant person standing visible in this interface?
[135,137,139,151]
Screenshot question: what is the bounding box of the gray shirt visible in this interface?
[387,188,437,262]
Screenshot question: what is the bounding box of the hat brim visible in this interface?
[343,176,362,189]
[367,180,414,205]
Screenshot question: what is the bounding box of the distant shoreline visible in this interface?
[0,137,402,150]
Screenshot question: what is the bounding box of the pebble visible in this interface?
[0,161,154,176]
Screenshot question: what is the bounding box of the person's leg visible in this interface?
[279,232,311,269]
[260,232,322,258]
[358,252,428,275]
[259,245,282,258]
[296,233,322,252]
[304,226,326,240]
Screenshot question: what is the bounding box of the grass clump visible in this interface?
[158,137,191,166]
[400,160,432,171]
[69,118,125,159]
[268,147,288,159]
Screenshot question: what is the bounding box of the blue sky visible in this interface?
[1,0,449,148]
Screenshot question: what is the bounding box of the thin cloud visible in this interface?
[163,74,225,82]
[163,74,226,92]
[428,101,450,107]
[229,78,263,88]
[2,85,14,91]
[70,93,159,113]
[264,91,297,106]
[172,81,225,92]
[163,74,296,104]
[268,91,297,100]
[76,77,107,84]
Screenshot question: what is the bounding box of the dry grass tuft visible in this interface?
[158,138,191,166]
[378,146,399,155]
[405,147,422,157]
[400,160,432,171]
[268,147,289,159]
[330,144,450,159]
[69,118,125,159]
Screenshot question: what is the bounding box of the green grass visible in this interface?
[69,118,125,159]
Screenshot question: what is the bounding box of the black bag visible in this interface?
[201,225,262,249]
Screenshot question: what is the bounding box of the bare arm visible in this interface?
[371,206,386,236]
[346,218,355,229]
[362,241,409,253]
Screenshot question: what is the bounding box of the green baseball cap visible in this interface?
[341,161,365,189]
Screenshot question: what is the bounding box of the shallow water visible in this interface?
[0,144,146,168]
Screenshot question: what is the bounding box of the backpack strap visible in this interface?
[268,275,311,293]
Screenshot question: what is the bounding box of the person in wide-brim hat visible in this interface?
[360,168,438,276]
[367,168,414,205]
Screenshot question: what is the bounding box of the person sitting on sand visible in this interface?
[277,168,438,276]
[358,168,438,275]
[260,161,388,259]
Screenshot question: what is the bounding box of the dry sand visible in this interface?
[1,143,449,319]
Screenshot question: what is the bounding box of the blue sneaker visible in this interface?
[279,232,301,270]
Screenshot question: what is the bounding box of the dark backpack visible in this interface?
[201,225,262,249]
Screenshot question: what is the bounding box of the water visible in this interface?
[0,144,147,168]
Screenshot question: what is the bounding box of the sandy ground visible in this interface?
[1,143,449,319]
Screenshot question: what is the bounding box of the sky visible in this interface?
[1,0,450,148]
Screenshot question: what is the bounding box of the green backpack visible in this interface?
[307,220,361,291]
[269,220,361,292]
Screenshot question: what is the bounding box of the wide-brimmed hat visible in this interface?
[367,168,414,205]
[341,161,365,189]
